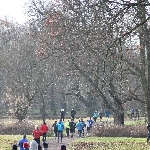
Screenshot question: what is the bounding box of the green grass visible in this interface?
[0,135,52,150]
[0,135,32,150]
[124,118,145,126]
[0,117,147,150]
[70,137,150,150]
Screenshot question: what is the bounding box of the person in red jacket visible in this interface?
[40,122,49,143]
[32,125,42,145]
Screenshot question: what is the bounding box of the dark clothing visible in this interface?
[93,117,97,122]
[71,110,76,121]
[69,122,76,133]
[78,130,82,138]
[87,127,90,132]
[135,108,140,120]
[81,120,86,136]
[69,122,76,128]
[60,111,65,121]
[88,119,93,128]
[99,111,103,120]
[69,121,76,138]
[66,128,69,137]
[70,128,75,133]
[147,123,150,142]
[57,130,63,143]
[130,108,134,119]
[52,123,58,138]
[34,137,40,145]
[42,133,47,143]
[52,123,58,131]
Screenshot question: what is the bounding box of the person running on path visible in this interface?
[76,120,83,138]
[93,111,98,122]
[12,144,18,150]
[60,109,65,121]
[86,120,90,136]
[61,145,66,150]
[32,125,42,145]
[69,119,76,138]
[29,139,38,150]
[105,109,110,121]
[52,121,58,139]
[18,134,29,150]
[56,119,64,143]
[38,145,42,150]
[40,122,49,142]
[81,119,86,136]
[65,120,70,138]
[88,117,93,129]
[71,108,76,121]
[130,107,134,119]
[42,143,48,150]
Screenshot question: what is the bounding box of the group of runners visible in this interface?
[11,122,66,150]
[52,117,93,143]
[12,108,109,150]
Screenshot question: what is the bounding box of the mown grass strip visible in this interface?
[69,137,150,150]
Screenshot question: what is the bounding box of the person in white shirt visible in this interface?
[86,120,90,135]
[29,139,38,150]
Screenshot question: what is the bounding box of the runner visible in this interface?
[69,119,76,138]
[52,121,58,139]
[56,119,64,143]
[40,122,49,142]
[71,108,76,121]
[65,120,70,138]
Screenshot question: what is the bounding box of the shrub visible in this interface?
[91,122,147,138]
[0,121,34,135]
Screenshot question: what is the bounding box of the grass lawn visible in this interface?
[0,135,52,150]
[70,137,150,150]
[0,117,147,150]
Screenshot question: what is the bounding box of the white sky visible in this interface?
[0,0,28,24]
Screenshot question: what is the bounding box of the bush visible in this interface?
[0,121,34,135]
[91,122,147,138]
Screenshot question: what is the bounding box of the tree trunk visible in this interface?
[137,0,150,122]
[50,99,57,116]
[41,95,46,123]
[60,91,67,112]
[114,111,124,125]
[50,84,57,116]
[15,106,28,122]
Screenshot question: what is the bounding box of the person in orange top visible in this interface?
[40,122,49,142]
[32,125,41,145]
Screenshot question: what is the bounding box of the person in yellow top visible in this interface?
[65,120,70,138]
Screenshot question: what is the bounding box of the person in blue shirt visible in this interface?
[17,134,29,150]
[56,119,64,143]
[76,120,83,138]
[93,111,98,122]
[130,107,134,119]
[88,117,93,129]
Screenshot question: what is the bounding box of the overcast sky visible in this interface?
[0,0,28,24]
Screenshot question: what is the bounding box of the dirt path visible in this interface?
[46,121,113,149]
[47,136,76,150]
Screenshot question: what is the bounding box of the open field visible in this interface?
[0,117,147,149]
[0,135,33,150]
[0,135,53,150]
